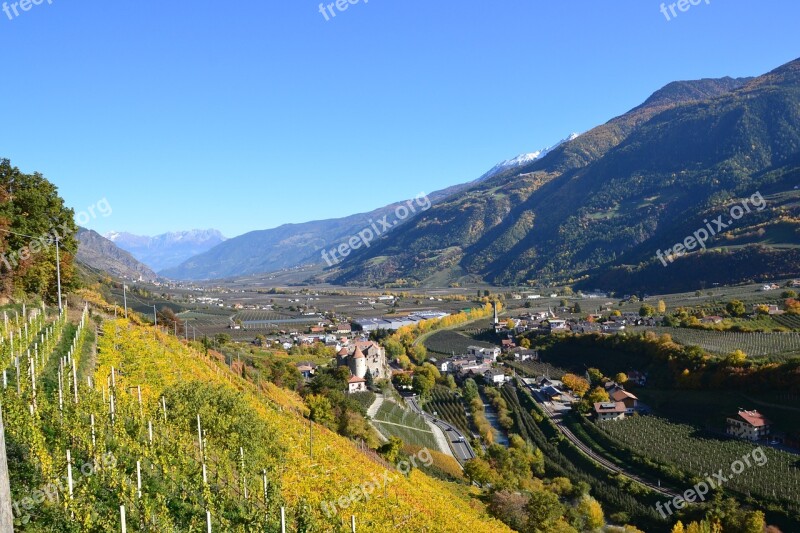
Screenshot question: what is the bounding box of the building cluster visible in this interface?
[497,310,662,337]
[433,345,509,384]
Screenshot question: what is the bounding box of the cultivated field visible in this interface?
[596,415,800,513]
[423,386,470,436]
[371,401,441,451]
[642,327,800,359]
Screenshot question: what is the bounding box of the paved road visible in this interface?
[523,381,677,498]
[406,396,476,463]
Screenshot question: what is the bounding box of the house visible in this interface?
[501,339,516,352]
[541,385,563,401]
[484,368,508,385]
[546,320,568,332]
[347,375,367,394]
[602,323,626,333]
[594,402,627,421]
[454,359,491,376]
[335,323,352,334]
[791,280,800,288]
[753,304,782,315]
[610,389,639,414]
[509,348,538,362]
[726,409,771,441]
[296,362,317,380]
[702,316,724,325]
[538,377,564,389]
[467,345,502,362]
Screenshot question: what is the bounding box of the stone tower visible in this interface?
[350,346,368,379]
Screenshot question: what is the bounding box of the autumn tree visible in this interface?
[575,495,604,531]
[561,374,590,397]
[726,300,747,317]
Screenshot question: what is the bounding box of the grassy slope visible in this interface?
[96,318,510,532]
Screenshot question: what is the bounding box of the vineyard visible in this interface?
[422,387,470,436]
[371,401,440,451]
[773,313,800,330]
[645,327,800,359]
[596,416,800,519]
[0,303,512,532]
[422,330,492,356]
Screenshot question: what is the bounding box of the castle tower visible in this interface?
[493,301,499,325]
[351,346,367,379]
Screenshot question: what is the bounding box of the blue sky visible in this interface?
[1,0,798,238]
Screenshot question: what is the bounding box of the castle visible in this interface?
[337,341,389,381]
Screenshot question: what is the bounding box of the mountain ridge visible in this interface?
[107,229,226,272]
[325,59,800,290]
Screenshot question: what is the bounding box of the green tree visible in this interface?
[463,458,496,485]
[409,344,428,364]
[639,304,656,317]
[726,300,747,317]
[586,368,604,386]
[377,436,403,464]
[0,159,78,300]
[412,373,435,397]
[306,394,335,428]
[383,337,405,359]
[463,378,479,402]
[574,495,605,531]
[525,489,565,531]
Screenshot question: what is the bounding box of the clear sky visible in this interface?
[1,0,798,238]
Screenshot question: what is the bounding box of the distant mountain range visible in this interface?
[325,59,800,291]
[106,229,226,272]
[157,137,581,281]
[76,228,158,281]
[120,58,800,292]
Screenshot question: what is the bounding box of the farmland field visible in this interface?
[371,400,441,451]
[423,386,470,436]
[642,327,800,359]
[596,415,800,515]
[423,330,494,355]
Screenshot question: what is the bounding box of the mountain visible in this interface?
[76,228,158,281]
[476,133,581,182]
[327,60,800,290]
[161,137,584,281]
[106,229,226,272]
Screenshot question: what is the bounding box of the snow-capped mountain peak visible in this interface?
[477,132,581,182]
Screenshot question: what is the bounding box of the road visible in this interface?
[524,382,677,498]
[406,396,476,463]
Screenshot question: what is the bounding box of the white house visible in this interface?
[467,345,501,362]
[484,369,507,384]
[726,409,771,441]
[594,402,627,422]
[347,375,367,394]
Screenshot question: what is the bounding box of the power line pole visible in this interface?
[0,402,15,531]
[153,305,157,328]
[55,235,63,313]
[123,285,128,319]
